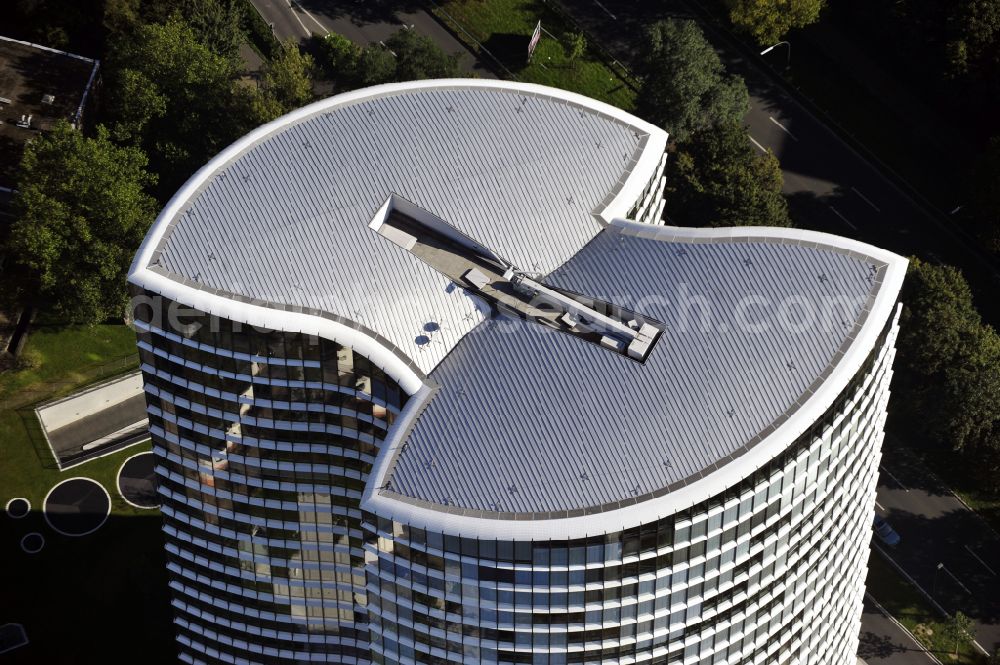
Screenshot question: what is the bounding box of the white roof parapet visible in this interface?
[362,221,908,540]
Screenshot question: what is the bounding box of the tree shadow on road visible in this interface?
[858,629,909,659]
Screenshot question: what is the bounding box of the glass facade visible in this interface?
[133,290,408,664]
[134,285,897,665]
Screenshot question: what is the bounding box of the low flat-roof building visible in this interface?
[0,35,99,188]
[129,79,905,665]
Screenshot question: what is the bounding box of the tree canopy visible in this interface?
[895,259,1000,493]
[386,28,461,81]
[724,0,825,45]
[181,0,246,60]
[249,39,316,121]
[942,612,976,657]
[636,19,749,141]
[316,29,461,90]
[897,258,984,376]
[317,32,362,89]
[106,15,250,194]
[107,16,314,195]
[6,122,158,323]
[664,121,790,227]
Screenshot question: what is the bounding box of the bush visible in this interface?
[235,0,281,59]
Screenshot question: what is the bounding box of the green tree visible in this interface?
[725,0,825,45]
[318,32,362,87]
[182,0,246,60]
[260,39,315,110]
[941,611,975,658]
[945,0,1000,78]
[384,28,460,81]
[239,39,316,125]
[897,259,983,377]
[894,258,1000,492]
[665,121,790,227]
[106,15,249,194]
[565,31,587,62]
[938,324,1000,453]
[636,19,749,141]
[6,123,158,323]
[358,43,398,86]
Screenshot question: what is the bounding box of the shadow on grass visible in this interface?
[14,406,58,473]
[1,510,173,664]
[482,32,531,73]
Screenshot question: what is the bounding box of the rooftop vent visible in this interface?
[369,194,666,362]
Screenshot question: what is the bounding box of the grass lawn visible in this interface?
[867,554,986,664]
[0,323,138,404]
[430,0,636,110]
[0,322,172,662]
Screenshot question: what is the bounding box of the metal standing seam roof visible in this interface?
[143,82,658,375]
[380,222,894,516]
[130,80,907,528]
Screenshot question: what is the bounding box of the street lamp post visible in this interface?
[760,41,792,69]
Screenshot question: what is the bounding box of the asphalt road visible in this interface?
[555,0,1000,323]
[249,0,495,78]
[860,596,941,664]
[876,435,1000,654]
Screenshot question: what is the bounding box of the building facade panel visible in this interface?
[133,291,409,664]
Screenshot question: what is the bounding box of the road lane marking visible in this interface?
[828,206,857,230]
[875,500,885,511]
[865,593,943,664]
[940,563,972,596]
[592,0,617,19]
[879,466,909,491]
[964,544,998,576]
[291,0,329,35]
[851,187,881,212]
[768,116,799,141]
[281,0,311,37]
[749,135,768,153]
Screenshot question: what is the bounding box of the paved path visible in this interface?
[249,0,496,78]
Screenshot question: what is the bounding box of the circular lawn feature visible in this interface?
[43,478,111,537]
[5,497,30,519]
[20,532,44,554]
[117,452,159,509]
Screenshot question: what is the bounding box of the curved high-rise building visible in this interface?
[128,80,906,665]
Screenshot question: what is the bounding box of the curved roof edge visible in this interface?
[360,221,908,540]
[128,79,667,399]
